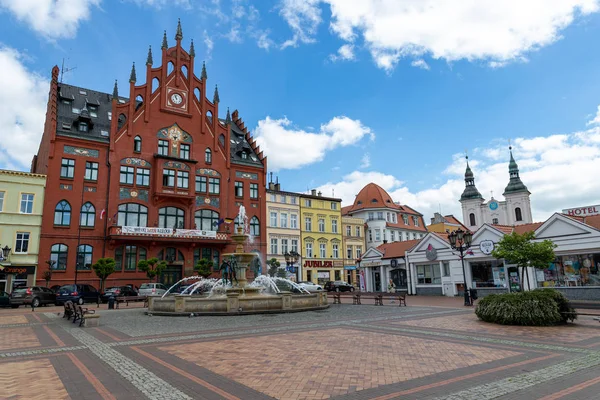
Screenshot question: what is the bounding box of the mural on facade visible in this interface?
[64,145,99,158]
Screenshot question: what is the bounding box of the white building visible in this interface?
[460,148,533,230]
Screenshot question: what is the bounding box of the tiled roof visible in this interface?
[444,215,469,231]
[343,183,404,213]
[490,223,543,235]
[563,214,600,230]
[377,239,421,259]
[386,221,428,232]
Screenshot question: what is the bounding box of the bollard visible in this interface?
[108,296,115,310]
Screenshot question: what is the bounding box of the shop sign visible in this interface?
[479,240,495,255]
[425,244,437,261]
[361,261,381,267]
[344,265,357,270]
[2,266,35,274]
[562,205,600,217]
[304,260,334,268]
[390,259,397,268]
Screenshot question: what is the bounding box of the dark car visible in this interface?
[55,284,100,305]
[49,285,62,293]
[9,286,57,308]
[0,291,11,307]
[324,281,355,292]
[100,286,138,303]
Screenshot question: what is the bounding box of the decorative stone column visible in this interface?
[281,291,292,310]
[175,295,185,313]
[226,292,240,313]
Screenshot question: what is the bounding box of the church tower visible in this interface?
[503,146,532,225]
[459,156,484,229]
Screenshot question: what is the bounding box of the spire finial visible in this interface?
[112,80,118,99]
[146,45,153,65]
[201,61,207,80]
[161,30,168,49]
[175,18,183,41]
[213,84,220,103]
[189,39,195,57]
[129,62,137,83]
[225,107,231,124]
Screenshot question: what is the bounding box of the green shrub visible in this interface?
[475,289,576,326]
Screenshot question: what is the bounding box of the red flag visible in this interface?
[100,209,106,220]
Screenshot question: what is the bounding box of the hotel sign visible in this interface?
[562,205,600,217]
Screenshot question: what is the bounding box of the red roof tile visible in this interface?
[377,239,422,259]
[386,221,428,232]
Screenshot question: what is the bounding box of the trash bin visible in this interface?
[108,296,115,310]
[469,288,478,301]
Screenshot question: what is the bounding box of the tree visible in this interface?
[92,258,116,292]
[137,257,167,282]
[267,258,281,277]
[42,260,56,287]
[492,231,556,291]
[195,258,214,278]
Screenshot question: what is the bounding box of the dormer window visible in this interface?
[72,106,80,114]
[88,105,98,118]
[241,152,248,160]
[79,122,88,132]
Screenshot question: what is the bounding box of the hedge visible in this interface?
[474,289,577,326]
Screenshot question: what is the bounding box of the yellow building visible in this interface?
[426,213,468,234]
[0,170,46,293]
[342,216,365,286]
[300,189,343,285]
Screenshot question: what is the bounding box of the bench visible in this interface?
[374,294,383,306]
[63,301,75,320]
[73,305,96,327]
[332,293,342,304]
[110,295,148,309]
[81,314,100,327]
[353,292,361,305]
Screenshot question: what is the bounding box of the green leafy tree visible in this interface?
[267,258,281,277]
[137,257,167,282]
[492,231,556,291]
[92,258,116,292]
[195,258,214,278]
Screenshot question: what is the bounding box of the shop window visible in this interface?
[159,207,185,229]
[80,202,96,227]
[60,158,75,178]
[118,203,148,227]
[54,200,71,226]
[334,270,341,281]
[134,136,142,153]
[515,207,523,222]
[77,245,93,270]
[85,162,99,181]
[538,254,600,288]
[471,260,506,288]
[250,216,260,236]
[195,209,219,231]
[50,244,68,270]
[469,213,476,226]
[416,264,441,284]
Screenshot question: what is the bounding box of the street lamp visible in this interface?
[0,245,11,262]
[284,251,300,282]
[448,229,473,306]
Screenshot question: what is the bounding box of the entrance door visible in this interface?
[160,266,182,287]
[373,271,381,292]
[390,269,407,290]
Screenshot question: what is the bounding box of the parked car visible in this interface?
[124,284,139,294]
[297,281,323,292]
[0,291,11,307]
[324,281,355,292]
[49,285,62,293]
[9,286,57,308]
[100,286,139,303]
[55,284,100,305]
[138,283,168,296]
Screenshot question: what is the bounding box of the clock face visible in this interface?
[170,93,183,105]
[489,201,498,211]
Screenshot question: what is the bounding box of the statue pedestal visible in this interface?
[235,265,248,287]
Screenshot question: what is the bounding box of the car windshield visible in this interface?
[12,288,28,293]
[58,285,76,294]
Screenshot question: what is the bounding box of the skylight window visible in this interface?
[118,99,126,104]
[108,112,112,120]
[79,90,87,95]
[100,130,109,137]
[72,107,80,114]
[62,123,71,130]
[88,105,98,118]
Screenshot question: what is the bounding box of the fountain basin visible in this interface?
[147,291,329,316]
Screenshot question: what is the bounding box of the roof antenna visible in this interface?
[269,172,273,184]
[60,57,77,83]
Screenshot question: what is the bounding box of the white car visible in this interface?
[139,283,168,296]
[297,281,323,292]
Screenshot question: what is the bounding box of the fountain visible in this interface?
[148,208,329,316]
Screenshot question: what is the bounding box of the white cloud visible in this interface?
[359,153,370,168]
[279,0,600,71]
[203,30,214,60]
[0,0,100,39]
[255,116,374,170]
[0,46,48,171]
[587,105,600,125]
[329,44,355,62]
[411,59,430,70]
[128,0,191,8]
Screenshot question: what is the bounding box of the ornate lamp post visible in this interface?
[0,245,11,262]
[284,251,300,282]
[448,229,473,306]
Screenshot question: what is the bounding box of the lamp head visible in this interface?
[448,231,457,248]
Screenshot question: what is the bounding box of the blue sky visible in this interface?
[1,0,600,222]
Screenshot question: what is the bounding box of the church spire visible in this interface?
[503,146,529,195]
[175,18,183,41]
[189,39,195,57]
[129,62,137,83]
[112,80,118,99]
[460,155,483,201]
[225,107,231,124]
[161,30,168,49]
[201,61,207,80]
[146,46,153,65]
[213,84,220,103]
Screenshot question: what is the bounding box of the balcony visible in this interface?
[107,225,229,242]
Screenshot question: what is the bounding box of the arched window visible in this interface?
[77,244,93,270]
[167,61,174,75]
[250,216,260,236]
[118,203,148,227]
[115,245,147,271]
[117,113,127,130]
[135,95,144,111]
[134,136,142,152]
[159,207,185,229]
[195,209,219,231]
[194,88,201,102]
[152,77,160,93]
[54,200,71,226]
[50,244,68,270]
[469,213,476,226]
[181,65,188,78]
[158,247,184,262]
[515,207,523,222]
[205,148,212,164]
[206,110,213,124]
[80,202,96,227]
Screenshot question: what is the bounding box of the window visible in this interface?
[120,166,134,184]
[375,229,381,241]
[270,238,278,254]
[195,209,219,231]
[158,140,169,156]
[179,144,190,160]
[15,232,30,253]
[403,214,409,224]
[356,226,360,237]
[205,148,212,163]
[332,244,339,258]
[331,219,338,233]
[368,212,374,220]
[291,239,298,253]
[318,219,325,232]
[162,169,176,187]
[391,231,395,242]
[346,226,351,236]
[469,213,476,226]
[515,207,523,222]
[134,136,142,152]
[492,218,499,224]
[305,217,312,231]
[196,176,207,192]
[177,171,189,188]
[77,245,93,270]
[443,262,450,277]
[72,106,80,114]
[136,168,150,186]
[319,243,326,258]
[306,242,313,258]
[413,216,419,227]
[79,122,88,132]
[20,194,34,214]
[54,200,71,226]
[392,214,397,223]
[356,246,362,259]
[85,162,98,181]
[159,207,185,229]
[280,213,288,228]
[417,264,442,284]
[290,197,297,205]
[60,158,75,178]
[347,245,353,259]
[290,214,297,229]
[281,239,288,254]
[118,203,148,227]
[235,181,243,197]
[368,229,372,242]
[304,199,312,207]
[250,216,260,236]
[331,202,337,210]
[280,195,286,203]
[250,183,258,199]
[241,152,248,160]
[208,177,220,194]
[124,245,139,270]
[377,212,384,220]
[270,194,276,202]
[80,202,96,227]
[0,191,3,211]
[50,244,68,270]
[270,212,278,227]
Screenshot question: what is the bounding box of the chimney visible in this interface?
[317,191,322,197]
[383,240,388,244]
[269,182,275,190]
[311,189,317,196]
[275,183,281,191]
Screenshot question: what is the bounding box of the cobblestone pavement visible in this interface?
[0,299,599,399]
